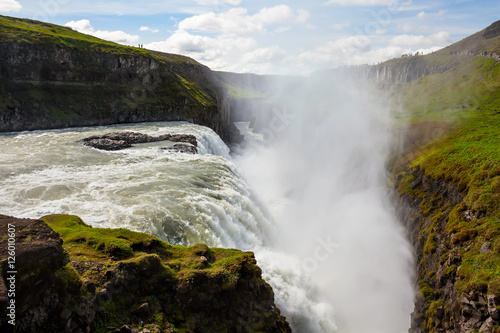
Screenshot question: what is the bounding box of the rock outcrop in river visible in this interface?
[0,214,291,333]
[82,131,198,153]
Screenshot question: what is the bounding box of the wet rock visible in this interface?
[0,215,69,328]
[160,144,197,154]
[84,138,132,150]
[114,325,133,333]
[0,214,291,332]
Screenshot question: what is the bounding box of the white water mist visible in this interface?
[234,73,415,332]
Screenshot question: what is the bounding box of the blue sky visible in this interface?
[1,0,499,74]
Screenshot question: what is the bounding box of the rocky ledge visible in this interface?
[82,132,198,153]
[0,214,291,333]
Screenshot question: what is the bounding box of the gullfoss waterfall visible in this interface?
[0,76,414,332]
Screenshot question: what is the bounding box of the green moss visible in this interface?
[424,232,438,254]
[419,280,434,299]
[42,214,170,260]
[425,298,444,332]
[177,75,214,107]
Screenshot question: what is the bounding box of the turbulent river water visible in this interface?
[0,78,415,333]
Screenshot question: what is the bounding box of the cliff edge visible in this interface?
[0,214,291,333]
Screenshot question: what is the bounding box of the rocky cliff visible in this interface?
[391,110,500,332]
[0,214,291,333]
[0,15,238,143]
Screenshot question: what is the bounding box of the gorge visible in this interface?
[0,14,500,333]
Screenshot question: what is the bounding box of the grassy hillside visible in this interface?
[0,15,149,56]
[390,20,500,332]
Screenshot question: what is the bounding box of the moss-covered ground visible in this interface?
[40,214,269,332]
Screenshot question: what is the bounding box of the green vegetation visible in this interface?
[42,214,251,284]
[39,214,278,332]
[390,56,500,122]
[0,15,150,57]
[0,15,222,133]
[177,75,214,106]
[390,22,500,331]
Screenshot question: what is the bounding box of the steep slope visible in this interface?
[0,15,233,140]
[0,214,291,333]
[438,20,500,59]
[386,21,500,333]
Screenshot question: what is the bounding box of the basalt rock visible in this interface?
[82,131,197,153]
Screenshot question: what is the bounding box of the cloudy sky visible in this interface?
[1,0,499,74]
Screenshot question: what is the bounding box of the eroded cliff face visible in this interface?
[0,41,233,141]
[394,165,500,333]
[0,214,291,333]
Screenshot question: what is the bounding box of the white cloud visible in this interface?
[194,0,242,5]
[299,36,373,65]
[324,0,398,6]
[146,30,255,63]
[146,30,291,74]
[240,46,287,64]
[390,31,451,48]
[140,26,159,33]
[65,19,139,45]
[417,11,426,19]
[178,5,309,37]
[0,0,21,12]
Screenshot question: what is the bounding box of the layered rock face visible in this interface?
[0,41,232,138]
[0,215,291,333]
[0,15,240,143]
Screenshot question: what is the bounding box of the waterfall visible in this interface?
[0,72,415,332]
[233,74,415,332]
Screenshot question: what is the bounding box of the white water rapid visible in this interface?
[0,75,414,332]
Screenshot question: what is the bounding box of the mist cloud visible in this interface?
[234,73,414,332]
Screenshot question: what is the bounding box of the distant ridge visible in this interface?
[438,19,500,59]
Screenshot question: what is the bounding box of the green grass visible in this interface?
[40,214,264,332]
[177,75,214,107]
[390,56,500,122]
[0,15,149,57]
[41,214,253,283]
